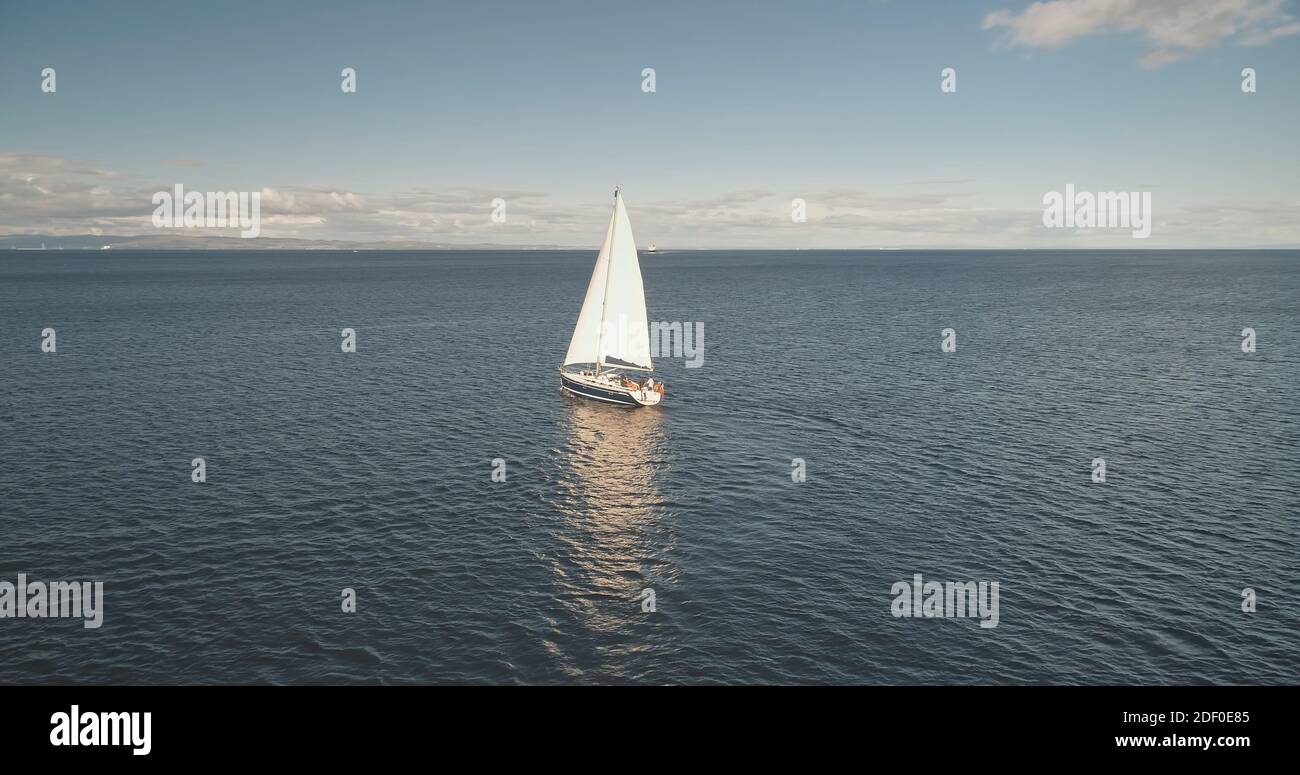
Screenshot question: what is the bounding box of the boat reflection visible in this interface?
[553,397,676,634]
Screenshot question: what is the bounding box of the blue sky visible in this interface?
[2,0,1298,247]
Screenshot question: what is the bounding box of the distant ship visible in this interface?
[559,188,665,407]
[645,242,657,253]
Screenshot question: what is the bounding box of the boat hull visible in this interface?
[560,371,661,407]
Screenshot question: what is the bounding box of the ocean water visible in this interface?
[1,249,1296,685]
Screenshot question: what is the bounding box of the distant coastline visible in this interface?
[0,234,572,251]
[7,234,1300,249]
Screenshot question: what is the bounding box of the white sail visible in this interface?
[562,209,614,367]
[563,191,653,371]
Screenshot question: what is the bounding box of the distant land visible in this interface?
[4,235,1297,252]
[0,234,570,251]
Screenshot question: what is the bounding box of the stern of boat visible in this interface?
[631,388,662,406]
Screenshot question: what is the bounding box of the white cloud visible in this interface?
[1,153,1296,247]
[0,154,568,242]
[983,0,1300,67]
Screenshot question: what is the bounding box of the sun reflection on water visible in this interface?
[552,397,677,635]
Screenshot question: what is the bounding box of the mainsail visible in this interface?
[562,190,653,371]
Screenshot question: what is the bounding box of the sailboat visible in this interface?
[559,188,665,407]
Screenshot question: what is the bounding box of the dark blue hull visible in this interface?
[559,373,640,406]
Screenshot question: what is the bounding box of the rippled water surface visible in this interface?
[1,250,1297,684]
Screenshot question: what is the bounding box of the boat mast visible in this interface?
[593,185,620,377]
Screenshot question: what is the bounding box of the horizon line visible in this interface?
[6,246,1299,253]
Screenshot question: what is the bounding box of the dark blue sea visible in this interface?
[1,249,1296,684]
